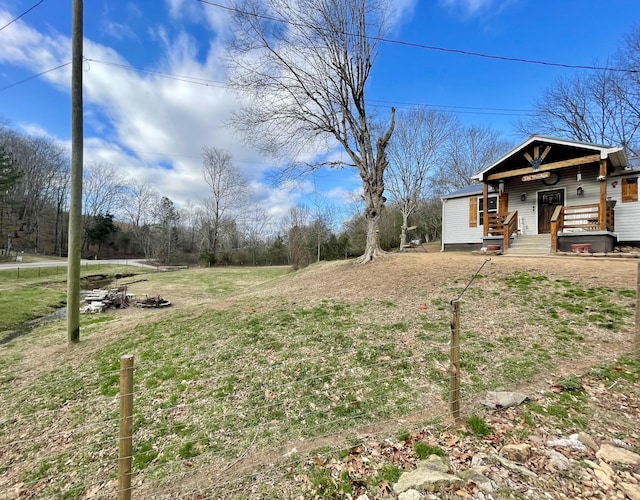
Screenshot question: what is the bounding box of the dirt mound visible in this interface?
[253,252,639,303]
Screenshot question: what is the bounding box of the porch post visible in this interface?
[599,159,608,231]
[482,182,489,237]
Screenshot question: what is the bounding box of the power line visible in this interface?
[0,0,45,32]
[86,58,535,116]
[84,58,228,88]
[371,99,533,114]
[0,55,536,117]
[197,0,637,74]
[370,99,536,117]
[0,61,71,92]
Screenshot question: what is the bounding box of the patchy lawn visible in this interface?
[0,254,637,498]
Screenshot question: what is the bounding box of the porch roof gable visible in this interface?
[472,135,628,183]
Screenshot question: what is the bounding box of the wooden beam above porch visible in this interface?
[486,153,600,182]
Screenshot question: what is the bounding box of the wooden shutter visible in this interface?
[469,197,478,227]
[621,177,638,202]
[499,193,508,213]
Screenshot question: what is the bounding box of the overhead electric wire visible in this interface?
[0,57,539,119]
[371,99,533,114]
[370,100,536,116]
[0,0,45,32]
[84,58,228,88]
[0,61,71,92]
[197,0,637,74]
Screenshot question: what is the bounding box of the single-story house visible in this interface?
[441,135,640,253]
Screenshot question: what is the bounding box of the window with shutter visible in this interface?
[621,177,638,203]
[476,196,497,226]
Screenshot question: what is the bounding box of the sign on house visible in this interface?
[522,172,550,182]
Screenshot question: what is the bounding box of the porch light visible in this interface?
[577,186,584,196]
[520,193,527,201]
[498,180,504,194]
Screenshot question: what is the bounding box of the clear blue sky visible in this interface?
[1,0,638,226]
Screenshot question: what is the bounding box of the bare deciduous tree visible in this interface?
[82,163,125,252]
[239,204,272,265]
[515,72,638,151]
[387,109,454,250]
[152,196,179,264]
[5,135,68,253]
[517,26,640,156]
[438,124,511,192]
[227,0,397,263]
[201,147,249,265]
[121,180,158,260]
[83,162,125,218]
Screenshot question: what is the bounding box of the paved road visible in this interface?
[0,259,159,270]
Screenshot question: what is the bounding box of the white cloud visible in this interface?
[0,5,364,229]
[439,0,516,18]
[440,0,493,15]
[387,0,419,29]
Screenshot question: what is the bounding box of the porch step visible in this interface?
[506,234,551,256]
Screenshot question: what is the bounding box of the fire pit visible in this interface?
[133,295,172,308]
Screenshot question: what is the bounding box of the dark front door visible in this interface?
[538,189,564,233]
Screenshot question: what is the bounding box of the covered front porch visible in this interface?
[473,136,626,254]
[483,201,616,254]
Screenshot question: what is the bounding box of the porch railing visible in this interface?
[550,206,564,252]
[550,203,615,252]
[487,210,519,250]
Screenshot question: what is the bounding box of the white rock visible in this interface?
[546,437,585,449]
[398,490,425,500]
[545,449,570,471]
[597,444,640,466]
[393,469,464,494]
[620,483,640,500]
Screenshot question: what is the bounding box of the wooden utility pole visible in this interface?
[67,0,83,343]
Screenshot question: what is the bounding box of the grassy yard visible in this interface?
[0,255,637,498]
[0,263,149,337]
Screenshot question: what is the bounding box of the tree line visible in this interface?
[0,114,508,269]
[2,2,638,268]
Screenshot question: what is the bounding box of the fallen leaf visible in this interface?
[84,484,102,499]
[378,479,391,493]
[444,434,459,446]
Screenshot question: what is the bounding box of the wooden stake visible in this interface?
[119,355,134,500]
[636,262,640,360]
[450,299,461,422]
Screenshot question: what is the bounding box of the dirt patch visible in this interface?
[251,253,638,302]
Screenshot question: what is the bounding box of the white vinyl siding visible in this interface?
[609,174,640,242]
[442,195,485,245]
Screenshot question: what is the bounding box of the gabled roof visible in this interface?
[472,135,628,182]
[442,183,496,200]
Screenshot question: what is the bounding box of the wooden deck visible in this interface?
[550,203,615,252]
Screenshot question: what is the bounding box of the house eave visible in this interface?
[472,135,629,182]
